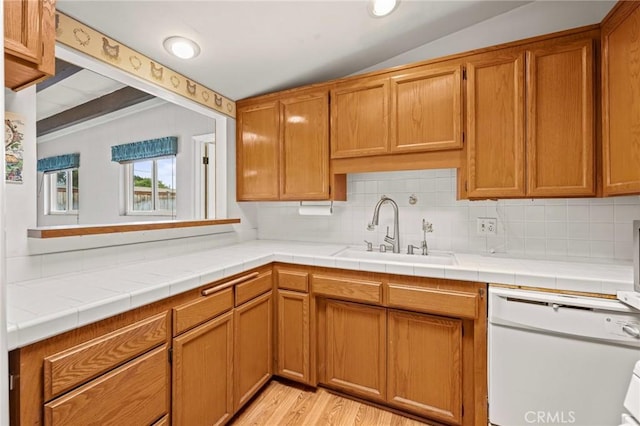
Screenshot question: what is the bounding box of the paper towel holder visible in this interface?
[298,201,333,216]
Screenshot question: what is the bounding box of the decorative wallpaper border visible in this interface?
[55,12,236,118]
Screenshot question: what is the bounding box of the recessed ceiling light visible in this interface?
[163,36,200,60]
[370,0,399,17]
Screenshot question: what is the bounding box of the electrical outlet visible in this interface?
[477,217,497,235]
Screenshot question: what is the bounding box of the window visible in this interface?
[45,168,79,214]
[126,156,176,215]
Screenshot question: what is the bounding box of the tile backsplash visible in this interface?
[257,169,640,262]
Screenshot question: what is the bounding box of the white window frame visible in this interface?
[124,156,176,216]
[44,168,79,215]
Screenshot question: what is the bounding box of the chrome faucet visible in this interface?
[368,195,400,253]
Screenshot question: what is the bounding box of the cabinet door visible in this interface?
[276,290,310,384]
[236,101,280,200]
[602,1,640,195]
[527,39,595,197]
[172,311,234,426]
[45,345,169,426]
[466,51,525,198]
[390,65,463,153]
[387,310,463,425]
[280,91,330,200]
[234,291,273,410]
[330,78,389,158]
[4,0,44,64]
[4,0,56,90]
[320,299,386,402]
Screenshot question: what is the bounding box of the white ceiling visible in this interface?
[37,69,125,120]
[56,0,536,101]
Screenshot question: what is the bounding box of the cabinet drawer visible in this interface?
[43,312,168,401]
[277,269,309,292]
[312,274,382,304]
[236,271,273,306]
[173,287,234,336]
[44,345,169,426]
[387,283,478,319]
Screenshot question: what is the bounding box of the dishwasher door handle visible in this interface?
[622,324,640,338]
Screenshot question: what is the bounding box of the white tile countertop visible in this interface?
[6,239,635,350]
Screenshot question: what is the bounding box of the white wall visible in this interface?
[356,0,615,74]
[257,169,639,262]
[36,101,213,225]
[5,88,38,259]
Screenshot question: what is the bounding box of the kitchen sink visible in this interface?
[332,247,457,265]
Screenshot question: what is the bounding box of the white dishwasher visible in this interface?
[489,287,640,426]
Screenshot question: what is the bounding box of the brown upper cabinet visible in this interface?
[330,63,463,159]
[466,50,526,198]
[4,0,56,90]
[237,100,281,201]
[602,1,640,196]
[466,34,596,199]
[390,64,463,153]
[330,77,390,158]
[237,90,330,201]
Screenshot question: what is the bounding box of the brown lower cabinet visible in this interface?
[387,310,463,424]
[309,268,486,426]
[318,299,387,402]
[276,289,310,384]
[234,291,273,410]
[45,345,169,426]
[9,264,485,426]
[172,270,273,425]
[172,311,234,426]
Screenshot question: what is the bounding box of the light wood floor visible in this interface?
[230,380,431,426]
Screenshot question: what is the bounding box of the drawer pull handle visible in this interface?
[201,272,260,296]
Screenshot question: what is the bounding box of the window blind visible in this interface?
[111,136,178,163]
[37,153,80,173]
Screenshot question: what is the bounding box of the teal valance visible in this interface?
[111,136,178,163]
[37,153,80,173]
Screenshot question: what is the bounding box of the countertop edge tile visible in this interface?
[479,270,516,285]
[413,265,446,279]
[444,266,480,282]
[77,294,132,328]
[15,308,79,349]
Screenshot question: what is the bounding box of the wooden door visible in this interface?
[280,91,330,200]
[466,51,526,198]
[330,78,390,158]
[602,1,640,195]
[45,345,169,426]
[234,291,273,410]
[236,101,280,200]
[526,39,595,197]
[172,311,233,426]
[320,299,386,402]
[390,64,463,153]
[276,290,310,384]
[387,310,463,425]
